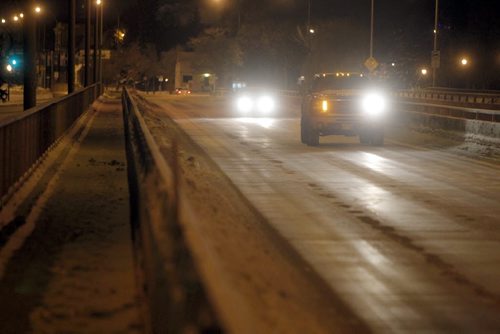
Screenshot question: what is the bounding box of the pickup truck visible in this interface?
[301,73,389,146]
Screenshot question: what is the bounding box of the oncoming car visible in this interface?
[233,88,277,116]
[175,87,191,95]
[301,73,390,146]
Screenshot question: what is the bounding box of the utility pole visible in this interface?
[68,0,76,93]
[432,0,439,87]
[370,0,374,58]
[85,0,91,86]
[23,1,37,110]
[99,2,103,85]
[237,0,241,32]
[94,1,99,84]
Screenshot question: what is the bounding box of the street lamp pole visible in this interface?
[99,2,103,86]
[23,1,37,110]
[68,0,76,94]
[370,0,374,58]
[432,0,439,87]
[236,0,241,32]
[94,1,99,84]
[307,0,311,31]
[85,0,91,86]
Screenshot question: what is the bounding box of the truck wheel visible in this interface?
[300,117,309,144]
[307,127,319,146]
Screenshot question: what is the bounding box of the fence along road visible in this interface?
[0,84,101,207]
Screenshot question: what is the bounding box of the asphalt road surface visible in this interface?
[145,93,500,333]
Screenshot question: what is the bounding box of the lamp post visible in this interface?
[370,0,374,58]
[94,0,100,85]
[68,0,76,94]
[99,0,103,86]
[431,0,439,87]
[94,0,103,90]
[23,1,37,110]
[85,0,91,86]
[307,0,311,32]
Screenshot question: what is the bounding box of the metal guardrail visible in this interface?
[396,89,500,108]
[396,101,500,123]
[121,88,222,333]
[0,84,102,206]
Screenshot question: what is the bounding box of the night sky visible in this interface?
[4,0,498,53]
[2,0,499,87]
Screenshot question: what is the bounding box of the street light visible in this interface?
[432,0,439,86]
[94,0,104,86]
[35,6,42,14]
[461,57,469,66]
[1,19,5,24]
[421,68,428,76]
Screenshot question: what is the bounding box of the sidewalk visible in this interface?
[0,94,143,333]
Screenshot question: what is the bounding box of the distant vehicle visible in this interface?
[301,72,390,146]
[233,87,277,116]
[175,88,191,95]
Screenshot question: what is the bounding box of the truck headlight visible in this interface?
[361,92,386,117]
[256,95,275,114]
[237,96,253,113]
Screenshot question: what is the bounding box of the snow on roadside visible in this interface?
[133,93,368,333]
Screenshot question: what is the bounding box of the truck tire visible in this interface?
[300,116,308,144]
[307,127,319,146]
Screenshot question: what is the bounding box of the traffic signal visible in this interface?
[8,57,19,68]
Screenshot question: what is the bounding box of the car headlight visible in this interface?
[256,96,275,113]
[237,96,253,113]
[361,92,387,116]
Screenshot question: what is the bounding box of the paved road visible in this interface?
[145,94,500,333]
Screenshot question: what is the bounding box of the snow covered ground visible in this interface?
[0,95,143,333]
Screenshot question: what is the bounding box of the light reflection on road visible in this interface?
[147,94,500,332]
[236,117,276,129]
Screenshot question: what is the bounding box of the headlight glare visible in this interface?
[257,96,275,113]
[362,93,386,116]
[237,96,253,113]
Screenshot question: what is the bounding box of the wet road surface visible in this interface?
[146,94,500,332]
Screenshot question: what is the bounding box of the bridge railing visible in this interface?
[121,88,223,333]
[395,101,500,123]
[395,88,500,109]
[0,84,101,206]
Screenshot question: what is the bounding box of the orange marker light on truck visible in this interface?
[322,100,328,112]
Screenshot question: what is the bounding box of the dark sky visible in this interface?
[4,0,496,62]
[3,0,492,48]
[114,0,499,48]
